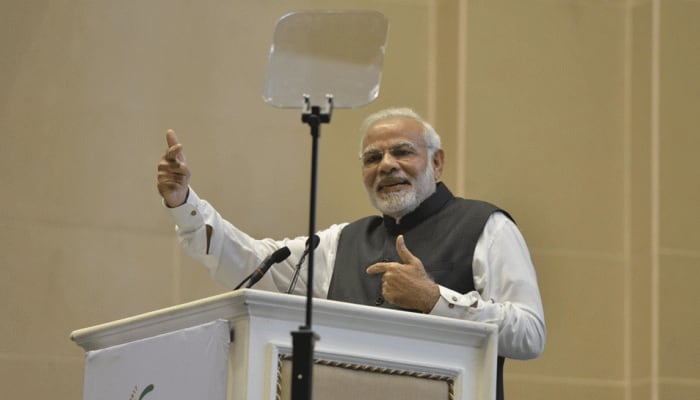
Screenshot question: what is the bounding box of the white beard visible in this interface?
[367,163,436,218]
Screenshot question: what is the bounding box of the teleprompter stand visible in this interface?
[291,95,333,400]
[261,12,388,399]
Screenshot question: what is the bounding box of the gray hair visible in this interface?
[359,107,442,157]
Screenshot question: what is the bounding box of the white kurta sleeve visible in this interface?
[166,188,345,296]
[430,212,546,359]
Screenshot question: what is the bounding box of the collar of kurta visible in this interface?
[382,182,453,235]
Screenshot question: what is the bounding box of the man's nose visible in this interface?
[378,152,400,172]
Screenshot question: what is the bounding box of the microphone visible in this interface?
[234,246,291,290]
[286,235,321,294]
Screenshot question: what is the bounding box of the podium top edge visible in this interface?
[70,289,497,351]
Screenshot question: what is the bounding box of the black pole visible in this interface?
[303,107,321,329]
[291,102,331,400]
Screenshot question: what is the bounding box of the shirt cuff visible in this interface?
[165,188,205,233]
[429,286,480,317]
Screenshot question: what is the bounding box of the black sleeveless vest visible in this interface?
[328,182,508,400]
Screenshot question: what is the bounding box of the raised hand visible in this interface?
[157,129,191,207]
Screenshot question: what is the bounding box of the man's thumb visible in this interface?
[166,129,180,147]
[396,235,416,263]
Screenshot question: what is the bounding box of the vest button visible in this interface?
[375,296,385,306]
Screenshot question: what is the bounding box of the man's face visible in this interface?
[360,117,443,218]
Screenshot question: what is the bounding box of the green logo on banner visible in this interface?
[129,384,154,400]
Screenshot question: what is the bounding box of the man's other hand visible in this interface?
[366,235,440,313]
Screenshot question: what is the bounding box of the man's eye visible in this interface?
[392,148,413,158]
[363,154,381,165]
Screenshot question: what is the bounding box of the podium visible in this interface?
[71,289,498,400]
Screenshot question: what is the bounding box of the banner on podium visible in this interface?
[82,319,230,400]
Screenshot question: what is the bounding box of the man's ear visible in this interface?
[432,149,445,180]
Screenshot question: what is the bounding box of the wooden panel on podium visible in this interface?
[71,289,498,400]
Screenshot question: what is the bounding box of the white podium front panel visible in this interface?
[82,319,230,400]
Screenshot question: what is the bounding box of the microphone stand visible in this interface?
[291,95,332,400]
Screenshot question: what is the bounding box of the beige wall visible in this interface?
[0,1,697,399]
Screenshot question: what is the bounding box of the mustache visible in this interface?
[374,173,411,190]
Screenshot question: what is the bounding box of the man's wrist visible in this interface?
[421,283,441,313]
[164,189,190,208]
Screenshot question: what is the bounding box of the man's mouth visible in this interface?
[376,178,410,192]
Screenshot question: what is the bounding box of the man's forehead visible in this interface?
[362,117,425,148]
[368,116,423,132]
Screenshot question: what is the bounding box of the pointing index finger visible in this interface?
[366,262,389,275]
